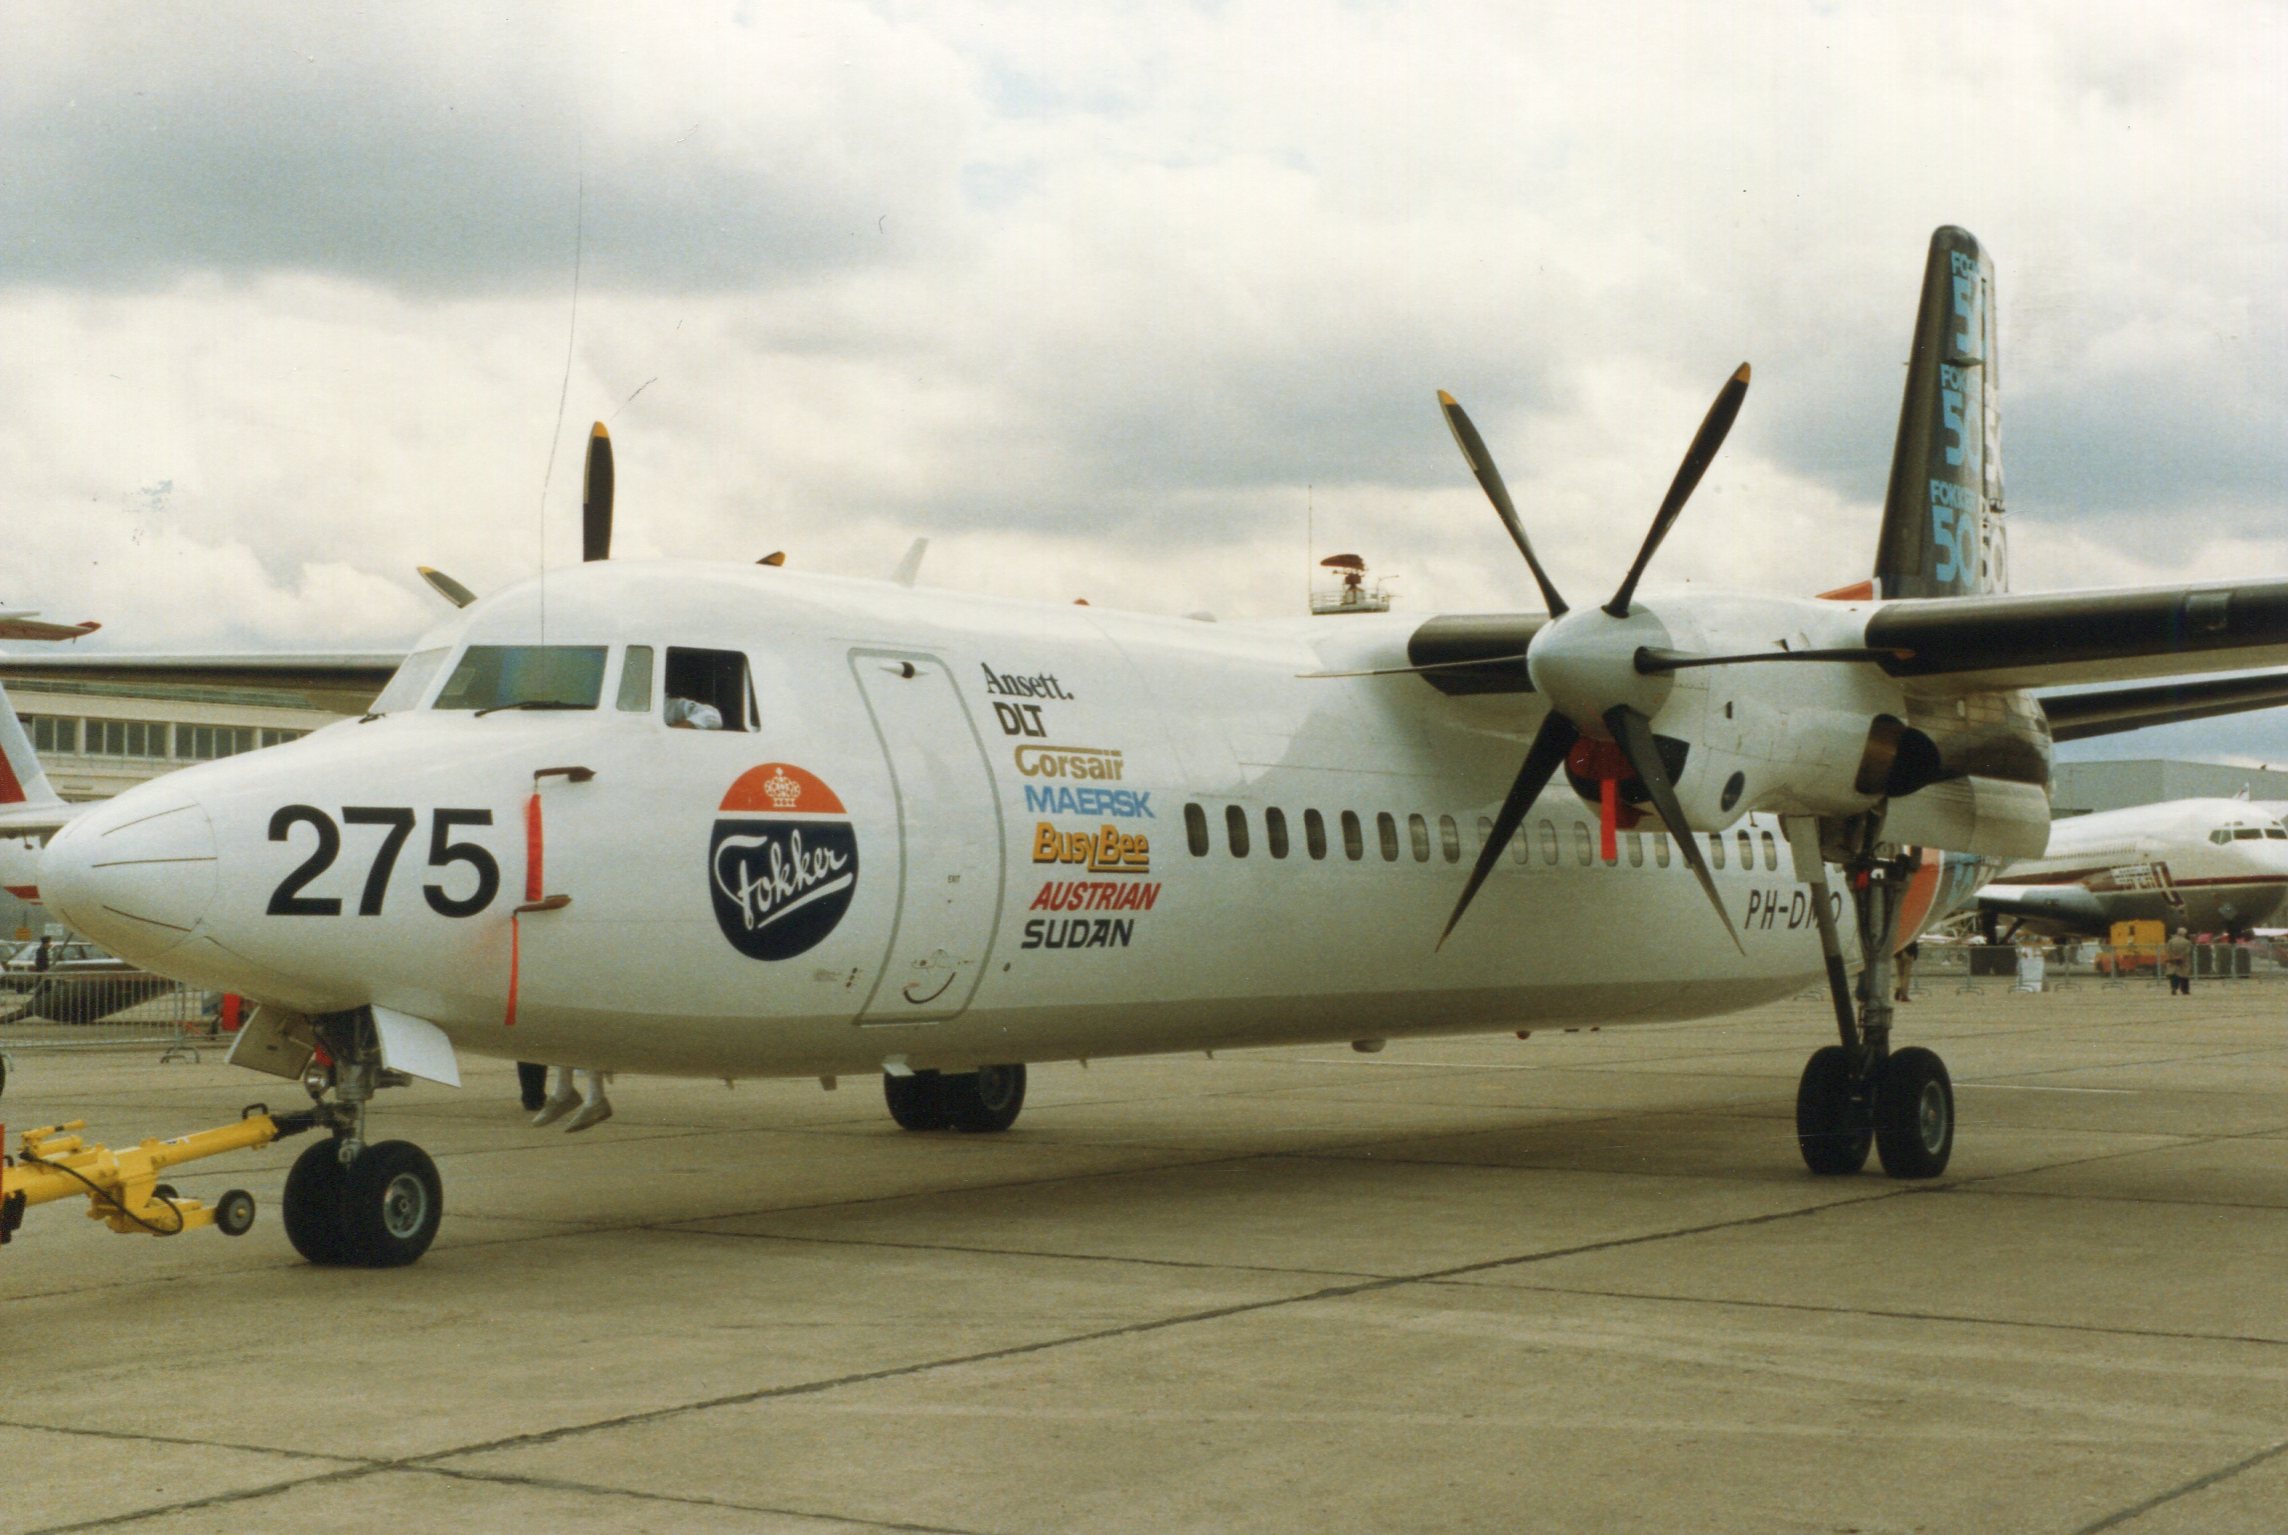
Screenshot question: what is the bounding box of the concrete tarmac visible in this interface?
[2,976,2283,1534]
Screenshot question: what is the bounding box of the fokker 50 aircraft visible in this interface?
[1975,798,2288,937]
[17,227,2288,1269]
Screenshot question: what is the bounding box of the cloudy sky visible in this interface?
[4,1,2283,759]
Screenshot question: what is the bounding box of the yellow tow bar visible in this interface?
[1,1107,317,1245]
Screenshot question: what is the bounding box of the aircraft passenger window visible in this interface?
[1709,833,1725,870]
[1737,830,1753,868]
[1654,832,1671,868]
[1342,811,1364,861]
[1509,826,1528,866]
[1226,805,1251,858]
[1539,821,1558,864]
[1377,812,1400,862]
[1266,807,1290,859]
[1574,824,1593,865]
[1185,803,1209,858]
[1409,813,1431,862]
[1436,815,1458,864]
[663,648,754,731]
[616,645,655,711]
[371,647,450,714]
[434,645,607,712]
[1477,815,1494,853]
[1305,809,1328,860]
[1761,831,1778,870]
[1625,832,1644,868]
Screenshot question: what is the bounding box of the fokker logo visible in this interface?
[709,764,859,961]
[1031,822,1149,875]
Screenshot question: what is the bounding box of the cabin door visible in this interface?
[851,652,1006,1023]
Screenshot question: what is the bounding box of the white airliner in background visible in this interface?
[13,226,2288,1270]
[1975,798,2288,937]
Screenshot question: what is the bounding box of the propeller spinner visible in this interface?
[1436,367,1753,952]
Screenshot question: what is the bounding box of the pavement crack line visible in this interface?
[2072,1435,2288,1534]
[410,1464,992,1534]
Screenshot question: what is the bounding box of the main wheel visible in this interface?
[336,1141,443,1267]
[1795,1045,1872,1176]
[944,1064,1026,1134]
[282,1139,352,1265]
[883,1070,949,1131]
[1874,1046,1953,1179]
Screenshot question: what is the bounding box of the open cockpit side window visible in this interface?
[663,647,756,732]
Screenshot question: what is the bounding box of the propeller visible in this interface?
[582,422,614,563]
[1437,366,1755,951]
[417,567,479,609]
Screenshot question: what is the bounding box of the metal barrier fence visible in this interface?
[0,973,224,1091]
[1912,941,2276,993]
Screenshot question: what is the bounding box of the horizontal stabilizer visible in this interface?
[2041,672,2288,742]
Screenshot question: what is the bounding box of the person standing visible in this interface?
[516,1061,549,1112]
[2165,927,2194,996]
[1894,940,1920,1003]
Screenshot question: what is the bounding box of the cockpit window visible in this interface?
[616,646,655,712]
[2268,828,2287,840]
[370,647,449,714]
[2234,827,2265,841]
[2212,828,2235,845]
[663,647,755,732]
[433,645,608,712]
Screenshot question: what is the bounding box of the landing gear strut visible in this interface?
[280,1008,444,1267]
[1785,816,1954,1179]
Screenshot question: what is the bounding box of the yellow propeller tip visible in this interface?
[590,422,610,441]
[1733,363,1751,382]
[1436,389,1459,407]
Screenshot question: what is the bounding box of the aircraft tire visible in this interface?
[883,1070,950,1131]
[1873,1047,1953,1179]
[1794,1046,1872,1176]
[336,1141,443,1268]
[282,1139,352,1265]
[945,1064,1026,1134]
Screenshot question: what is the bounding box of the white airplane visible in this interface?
[19,226,2288,1271]
[1975,798,2288,937]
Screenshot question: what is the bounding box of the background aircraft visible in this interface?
[1974,798,2288,937]
[21,227,2288,1270]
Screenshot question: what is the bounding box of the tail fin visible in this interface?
[0,675,65,816]
[1874,226,2007,598]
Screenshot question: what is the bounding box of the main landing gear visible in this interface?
[280,1009,443,1267]
[1787,817,1955,1180]
[882,1064,1027,1134]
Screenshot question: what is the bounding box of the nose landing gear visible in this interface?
[281,1009,445,1267]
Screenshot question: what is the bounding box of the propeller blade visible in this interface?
[581,422,614,563]
[1438,710,1580,949]
[417,566,479,609]
[757,551,787,567]
[1605,704,1742,953]
[1604,363,1750,618]
[1437,391,1569,619]
[1297,652,1532,681]
[1633,644,1913,674]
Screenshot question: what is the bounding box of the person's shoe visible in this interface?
[565,1095,614,1132]
[532,1086,580,1127]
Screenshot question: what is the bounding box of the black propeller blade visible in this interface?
[581,422,614,563]
[1438,710,1581,949]
[1605,704,1741,953]
[1634,645,1911,674]
[1437,392,1569,619]
[1605,363,1750,618]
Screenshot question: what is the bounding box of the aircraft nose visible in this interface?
[41,795,218,961]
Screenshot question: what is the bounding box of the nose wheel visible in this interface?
[282,1138,443,1267]
[882,1064,1027,1133]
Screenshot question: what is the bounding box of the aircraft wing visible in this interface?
[2035,672,2288,743]
[0,652,401,716]
[1864,580,2288,692]
[1973,882,2107,930]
